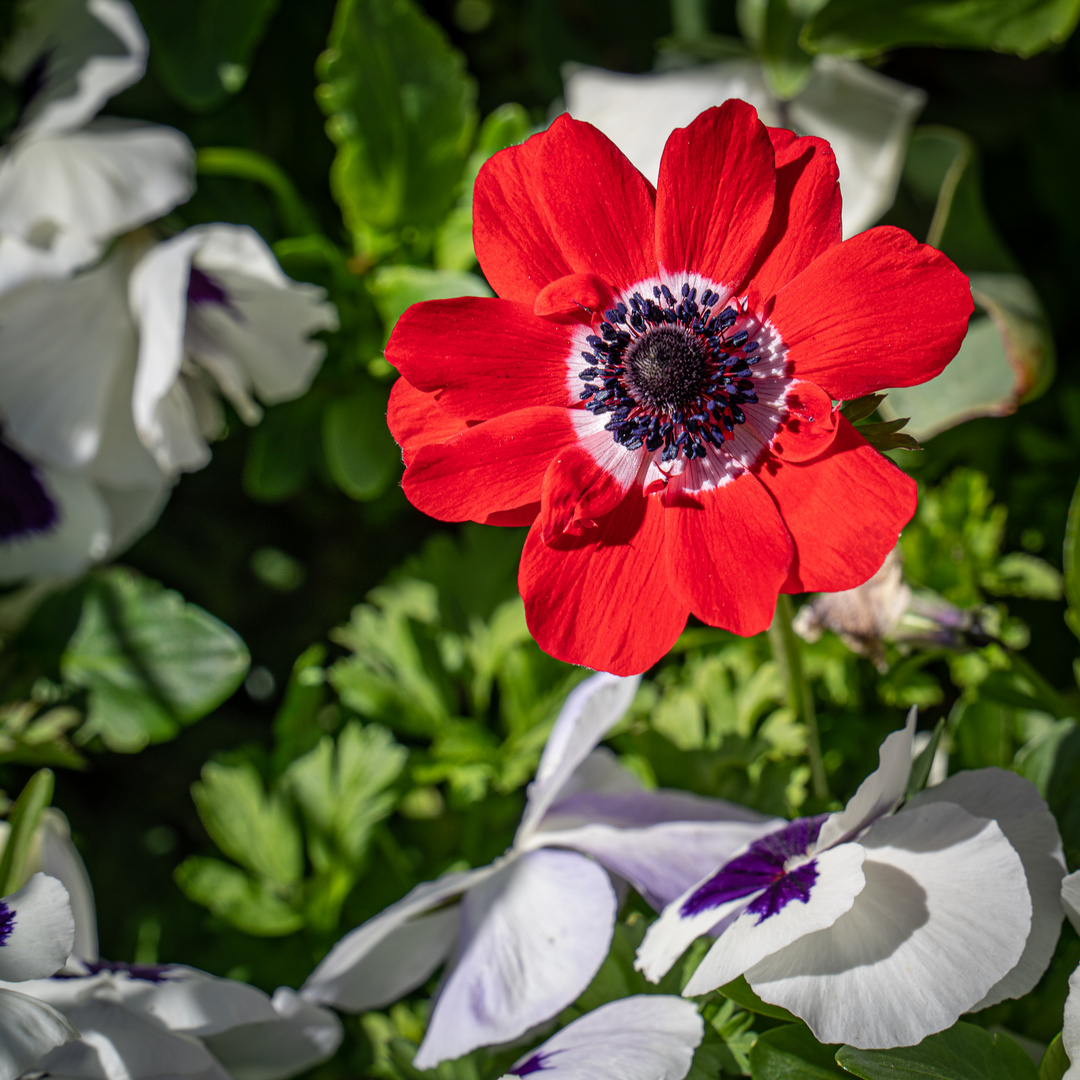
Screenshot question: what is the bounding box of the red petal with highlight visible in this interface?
[655,102,776,286]
[534,273,617,319]
[533,115,658,295]
[402,407,577,523]
[770,379,839,462]
[520,493,688,676]
[664,473,793,636]
[540,443,630,544]
[742,128,842,303]
[474,130,574,305]
[387,297,575,421]
[757,417,917,593]
[769,226,973,401]
[387,378,468,466]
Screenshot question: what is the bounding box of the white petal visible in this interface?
[909,768,1064,1008]
[0,465,111,583]
[0,0,147,139]
[39,810,99,963]
[747,800,1031,1048]
[0,122,194,274]
[500,995,703,1080]
[814,708,917,851]
[516,673,641,843]
[96,478,173,558]
[201,987,342,1080]
[414,849,617,1069]
[0,986,78,1080]
[789,57,926,237]
[1063,869,1080,935]
[0,873,75,981]
[682,843,867,996]
[564,61,775,187]
[300,867,489,1009]
[39,998,232,1080]
[0,251,135,471]
[1064,961,1080,1080]
[535,818,781,911]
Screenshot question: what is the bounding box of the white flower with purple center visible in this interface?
[0,0,194,294]
[3,959,343,1080]
[499,996,703,1080]
[301,671,779,1069]
[0,873,79,1080]
[636,711,1066,1048]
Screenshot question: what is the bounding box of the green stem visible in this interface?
[769,595,829,801]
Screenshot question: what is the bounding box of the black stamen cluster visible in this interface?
[577,282,762,462]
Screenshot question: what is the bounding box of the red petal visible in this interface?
[770,379,838,462]
[742,128,842,302]
[757,417,917,593]
[664,473,793,636]
[474,129,574,304]
[486,504,539,527]
[768,226,973,400]
[386,297,575,421]
[655,102,776,286]
[534,273,617,318]
[539,443,630,544]
[402,407,577,522]
[387,377,467,466]
[520,493,688,675]
[533,115,658,295]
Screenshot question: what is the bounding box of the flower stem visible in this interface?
[769,595,829,802]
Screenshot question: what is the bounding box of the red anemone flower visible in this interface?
[386,101,972,676]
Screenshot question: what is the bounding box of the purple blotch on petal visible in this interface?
[744,860,818,923]
[54,958,175,983]
[0,438,58,542]
[680,814,827,918]
[0,901,15,946]
[512,1051,560,1076]
[187,267,231,307]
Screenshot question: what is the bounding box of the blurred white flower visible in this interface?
[0,0,194,294]
[0,873,79,1080]
[0,225,335,581]
[563,56,925,238]
[1062,872,1080,1078]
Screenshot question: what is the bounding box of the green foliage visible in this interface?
[1064,472,1080,642]
[0,769,54,895]
[802,0,1080,58]
[322,391,401,500]
[134,0,281,110]
[750,1024,847,1078]
[835,1022,1040,1079]
[317,0,478,243]
[60,569,251,753]
[1040,1034,1069,1080]
[760,0,815,99]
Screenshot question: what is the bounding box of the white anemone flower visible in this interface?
[636,711,1065,1048]
[563,56,925,239]
[0,873,79,1080]
[498,996,703,1080]
[0,0,194,294]
[3,963,343,1080]
[302,672,778,1069]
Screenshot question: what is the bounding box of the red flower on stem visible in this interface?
[386,102,972,676]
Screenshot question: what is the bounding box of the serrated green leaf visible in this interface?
[317,0,477,238]
[133,0,280,110]
[750,1023,847,1078]
[802,0,1080,59]
[192,762,304,885]
[174,856,304,936]
[322,390,400,501]
[836,1022,1039,1079]
[840,394,887,424]
[62,569,249,753]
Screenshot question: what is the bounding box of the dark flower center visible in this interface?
[577,281,763,463]
[0,901,15,946]
[680,814,826,925]
[0,438,58,542]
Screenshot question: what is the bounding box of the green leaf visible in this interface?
[317,0,477,238]
[906,718,945,797]
[322,390,400,501]
[244,397,321,503]
[0,770,53,895]
[133,0,280,110]
[720,975,798,1021]
[367,265,492,334]
[62,569,250,753]
[761,0,815,99]
[192,762,304,885]
[802,0,1080,59]
[836,1023,1040,1080]
[174,856,304,936]
[1065,471,1080,635]
[1039,1033,1069,1080]
[982,552,1064,600]
[750,1024,847,1078]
